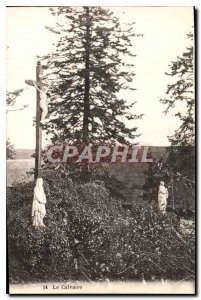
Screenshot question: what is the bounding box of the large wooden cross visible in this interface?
[25,61,44,179]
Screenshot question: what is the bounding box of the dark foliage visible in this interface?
[160,32,195,179]
[40,7,142,145]
[143,33,195,212]
[8,173,195,283]
[6,139,16,160]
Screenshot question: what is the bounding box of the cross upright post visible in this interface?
[35,61,42,179]
[25,61,48,227]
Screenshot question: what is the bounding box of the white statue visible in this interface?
[32,178,47,227]
[158,181,168,214]
[33,81,49,125]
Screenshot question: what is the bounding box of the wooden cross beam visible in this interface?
[25,80,48,88]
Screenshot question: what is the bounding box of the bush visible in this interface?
[143,153,195,213]
[7,173,195,283]
[6,139,16,160]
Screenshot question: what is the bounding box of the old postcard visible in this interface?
[6,6,195,295]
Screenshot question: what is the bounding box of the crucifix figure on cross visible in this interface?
[25,61,49,227]
[25,67,49,125]
[32,82,48,125]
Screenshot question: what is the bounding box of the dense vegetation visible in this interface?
[8,171,195,283]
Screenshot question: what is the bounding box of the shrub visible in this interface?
[7,173,195,283]
[6,139,16,160]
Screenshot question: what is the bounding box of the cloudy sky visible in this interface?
[6,6,194,149]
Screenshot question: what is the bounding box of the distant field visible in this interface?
[15,149,34,159]
[6,159,34,187]
[7,147,168,188]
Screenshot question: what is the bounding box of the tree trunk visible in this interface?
[81,7,91,181]
[82,7,90,145]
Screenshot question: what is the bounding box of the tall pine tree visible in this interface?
[160,32,195,180]
[143,32,195,211]
[41,7,142,145]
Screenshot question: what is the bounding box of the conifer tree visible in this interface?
[41,7,142,145]
[143,33,195,210]
[160,32,195,180]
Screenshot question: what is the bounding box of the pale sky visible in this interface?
[6,6,194,149]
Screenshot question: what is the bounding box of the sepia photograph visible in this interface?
[6,5,195,294]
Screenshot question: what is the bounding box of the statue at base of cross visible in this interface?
[158,181,168,214]
[32,178,47,227]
